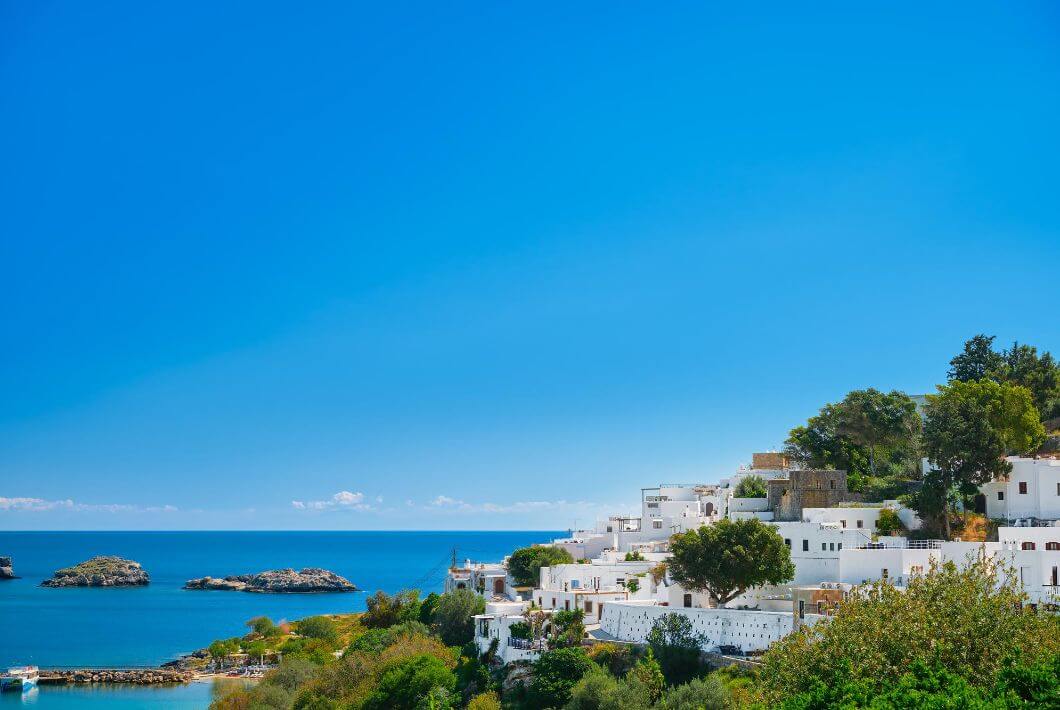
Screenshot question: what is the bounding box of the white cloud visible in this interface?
[291,490,375,512]
[0,496,178,513]
[426,496,627,515]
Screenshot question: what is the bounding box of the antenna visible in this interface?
[450,546,457,569]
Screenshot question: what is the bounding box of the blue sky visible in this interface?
[2,2,1058,530]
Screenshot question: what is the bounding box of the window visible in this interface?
[841,520,847,528]
[821,542,827,551]
[856,520,863,528]
[1057,482,1060,496]
[802,539,809,552]
[1019,482,1028,494]
[1047,542,1060,551]
[1022,542,1036,551]
[838,543,842,550]
[881,568,889,580]
[585,601,593,613]
[564,600,570,611]
[683,593,692,608]
[998,491,1005,501]
[830,480,835,490]
[829,543,835,551]
[784,538,791,548]
[1052,567,1058,587]
[551,598,556,607]
[652,520,662,529]
[798,600,805,619]
[911,565,923,575]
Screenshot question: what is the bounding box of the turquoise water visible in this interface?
[0,680,246,709]
[0,531,557,708]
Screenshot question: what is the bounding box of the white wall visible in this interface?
[599,602,793,653]
[982,458,1060,521]
[772,522,869,586]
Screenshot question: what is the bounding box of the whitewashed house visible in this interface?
[979,457,1060,523]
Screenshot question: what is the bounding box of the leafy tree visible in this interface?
[466,692,502,710]
[266,658,319,693]
[565,665,651,710]
[626,648,665,703]
[508,546,574,587]
[646,613,706,686]
[949,334,1006,383]
[430,589,486,646]
[785,403,870,478]
[454,650,492,701]
[623,550,644,561]
[528,647,594,709]
[733,474,767,498]
[247,615,279,638]
[875,507,904,537]
[587,642,637,677]
[549,608,585,649]
[363,653,456,710]
[508,621,531,640]
[654,675,729,710]
[363,589,422,629]
[245,639,269,662]
[921,380,1045,538]
[668,518,795,606]
[297,616,339,643]
[758,555,1060,704]
[834,389,920,478]
[419,592,441,625]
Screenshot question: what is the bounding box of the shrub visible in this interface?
[431,589,486,646]
[365,654,456,710]
[587,643,638,677]
[565,665,650,710]
[733,475,767,498]
[467,691,502,710]
[654,675,729,710]
[297,616,339,643]
[624,550,644,561]
[876,507,905,536]
[508,546,574,587]
[528,647,594,709]
[647,613,706,686]
[363,589,422,629]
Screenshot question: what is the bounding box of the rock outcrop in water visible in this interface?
[0,556,15,579]
[184,567,356,593]
[41,556,149,587]
[39,669,192,685]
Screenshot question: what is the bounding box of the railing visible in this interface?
[507,638,547,651]
[856,540,943,550]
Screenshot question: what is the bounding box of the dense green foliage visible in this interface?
[760,555,1060,705]
[362,589,423,628]
[527,647,596,708]
[668,518,794,606]
[646,613,707,687]
[874,507,904,536]
[732,474,766,498]
[949,334,1060,420]
[507,545,574,587]
[431,588,486,646]
[785,389,920,496]
[917,379,1045,537]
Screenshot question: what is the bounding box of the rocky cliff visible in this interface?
[185,567,356,593]
[0,556,15,579]
[41,556,150,587]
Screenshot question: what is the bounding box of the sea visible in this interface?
[0,530,559,709]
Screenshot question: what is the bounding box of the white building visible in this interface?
[979,457,1060,523]
[599,601,793,653]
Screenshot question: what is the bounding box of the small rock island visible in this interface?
[42,556,150,587]
[184,567,356,593]
[0,556,15,580]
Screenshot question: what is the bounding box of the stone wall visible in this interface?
[767,470,853,522]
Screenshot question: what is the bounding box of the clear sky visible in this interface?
[2,2,1058,530]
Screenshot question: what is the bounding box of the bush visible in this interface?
[624,550,644,561]
[431,589,486,646]
[655,675,729,710]
[297,616,339,643]
[647,613,707,686]
[365,654,456,710]
[759,555,1060,703]
[876,507,905,536]
[528,647,594,709]
[247,615,280,638]
[565,665,650,710]
[587,643,638,677]
[733,474,767,498]
[363,589,423,629]
[508,546,574,587]
[467,691,502,710]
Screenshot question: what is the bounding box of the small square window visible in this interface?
[1019,482,1028,495]
[821,543,826,551]
[856,520,863,528]
[998,491,1005,501]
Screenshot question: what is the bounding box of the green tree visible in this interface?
[733,474,767,498]
[654,675,729,710]
[565,665,651,710]
[625,578,640,594]
[549,609,585,649]
[297,616,339,643]
[508,546,574,587]
[875,507,904,537]
[626,648,665,703]
[247,615,279,638]
[363,589,423,629]
[949,334,1006,383]
[785,403,870,479]
[528,647,594,709]
[646,613,706,686]
[758,555,1060,704]
[419,592,441,625]
[921,380,1045,538]
[835,389,921,479]
[668,518,795,606]
[466,692,502,710]
[430,589,486,646]
[365,654,456,710]
[623,550,644,561]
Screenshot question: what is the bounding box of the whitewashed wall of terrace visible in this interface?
[600,603,793,652]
